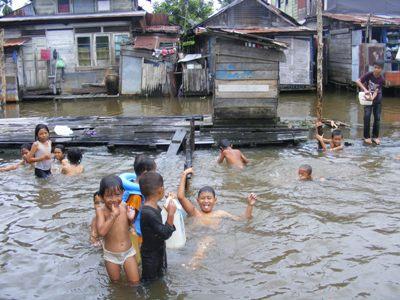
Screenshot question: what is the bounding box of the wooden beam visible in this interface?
[316,0,323,121]
[0,29,6,107]
[166,128,187,156]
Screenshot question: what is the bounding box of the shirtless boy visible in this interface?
[96,175,140,283]
[217,139,249,169]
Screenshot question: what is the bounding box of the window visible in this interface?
[95,35,110,65]
[58,0,70,13]
[277,0,281,9]
[77,36,91,66]
[97,0,110,11]
[159,42,175,48]
[114,34,130,61]
[74,0,95,13]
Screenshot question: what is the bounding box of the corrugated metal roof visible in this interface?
[178,54,202,63]
[4,37,30,47]
[0,11,146,23]
[209,26,315,34]
[143,25,180,33]
[195,27,287,49]
[134,36,179,50]
[323,13,400,26]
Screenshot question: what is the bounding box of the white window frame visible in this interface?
[94,33,111,66]
[76,34,93,67]
[113,32,130,63]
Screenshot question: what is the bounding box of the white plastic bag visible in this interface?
[54,125,73,136]
[161,198,186,249]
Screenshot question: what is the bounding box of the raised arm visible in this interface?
[177,168,198,217]
[244,193,257,219]
[240,152,249,164]
[96,205,119,237]
[315,133,327,151]
[217,149,225,164]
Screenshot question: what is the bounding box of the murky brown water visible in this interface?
[1,91,400,299]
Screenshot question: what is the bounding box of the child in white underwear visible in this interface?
[96,175,140,284]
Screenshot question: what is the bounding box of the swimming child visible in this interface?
[26,124,52,178]
[217,139,249,169]
[178,167,256,268]
[61,148,84,176]
[139,171,176,282]
[315,124,344,152]
[0,143,32,172]
[178,167,257,227]
[298,164,312,181]
[53,144,67,164]
[90,191,102,247]
[96,175,139,284]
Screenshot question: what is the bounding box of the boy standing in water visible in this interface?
[0,144,32,172]
[356,60,385,145]
[217,139,249,169]
[315,127,344,152]
[96,175,139,284]
[139,172,176,282]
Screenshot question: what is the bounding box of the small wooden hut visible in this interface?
[198,28,286,124]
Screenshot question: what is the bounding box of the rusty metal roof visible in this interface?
[209,26,315,34]
[4,37,30,47]
[323,13,400,26]
[143,25,181,34]
[134,36,179,50]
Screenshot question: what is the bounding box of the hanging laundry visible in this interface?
[40,49,51,61]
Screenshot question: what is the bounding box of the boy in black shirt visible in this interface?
[139,171,176,282]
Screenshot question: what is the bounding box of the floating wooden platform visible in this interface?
[0,115,308,150]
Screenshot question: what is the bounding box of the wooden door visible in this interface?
[22,36,48,89]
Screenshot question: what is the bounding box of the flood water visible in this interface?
[1,91,400,299]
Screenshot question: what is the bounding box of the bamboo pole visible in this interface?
[0,28,6,107]
[316,0,323,121]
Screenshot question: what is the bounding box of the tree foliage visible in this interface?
[153,0,214,31]
[217,0,235,7]
[1,0,13,16]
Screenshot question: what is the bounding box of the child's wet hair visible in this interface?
[99,175,124,197]
[67,148,82,165]
[139,171,164,198]
[198,186,216,198]
[134,156,156,176]
[34,124,50,140]
[54,144,66,153]
[20,143,32,151]
[219,139,231,149]
[374,60,384,69]
[299,164,312,175]
[331,129,343,138]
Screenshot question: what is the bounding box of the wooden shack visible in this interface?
[201,28,286,124]
[320,13,400,86]
[193,0,315,91]
[177,54,210,96]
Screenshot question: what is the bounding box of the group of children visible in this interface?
[0,124,84,177]
[91,152,258,284]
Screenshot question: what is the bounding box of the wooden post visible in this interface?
[0,28,6,107]
[316,0,323,121]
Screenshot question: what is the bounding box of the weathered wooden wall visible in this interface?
[328,28,352,84]
[213,39,284,124]
[202,0,292,28]
[183,68,209,96]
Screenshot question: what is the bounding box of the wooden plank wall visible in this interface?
[183,68,209,95]
[213,40,281,123]
[328,29,352,84]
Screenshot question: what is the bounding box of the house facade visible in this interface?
[1,0,146,100]
[193,0,316,91]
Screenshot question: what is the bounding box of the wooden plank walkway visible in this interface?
[0,115,308,149]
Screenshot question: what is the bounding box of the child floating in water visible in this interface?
[178,167,257,268]
[96,175,139,284]
[0,143,32,172]
[90,191,102,247]
[217,139,249,169]
[315,122,344,152]
[139,171,176,282]
[26,124,52,178]
[298,164,313,181]
[61,148,84,176]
